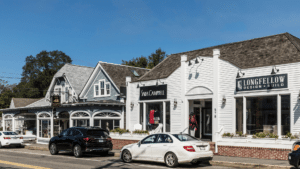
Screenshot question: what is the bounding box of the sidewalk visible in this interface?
[23,144,292,169]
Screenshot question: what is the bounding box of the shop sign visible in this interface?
[140,85,167,100]
[236,74,288,92]
[52,95,61,107]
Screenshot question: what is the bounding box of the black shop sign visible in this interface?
[236,74,288,92]
[140,85,167,100]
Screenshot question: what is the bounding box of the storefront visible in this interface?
[126,33,300,150]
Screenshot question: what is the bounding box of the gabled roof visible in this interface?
[25,98,51,108]
[45,64,94,99]
[79,62,149,98]
[100,62,149,88]
[11,98,41,108]
[138,32,300,81]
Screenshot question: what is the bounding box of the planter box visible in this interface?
[120,133,131,137]
[110,132,119,136]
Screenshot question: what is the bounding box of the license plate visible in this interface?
[98,139,104,142]
[12,137,17,139]
[200,147,205,150]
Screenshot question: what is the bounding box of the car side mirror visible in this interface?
[138,142,141,147]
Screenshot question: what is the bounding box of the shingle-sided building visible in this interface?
[1,62,149,144]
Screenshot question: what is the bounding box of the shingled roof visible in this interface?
[54,64,94,95]
[138,32,300,81]
[100,62,149,89]
[11,98,41,108]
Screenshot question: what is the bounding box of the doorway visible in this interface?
[189,100,212,140]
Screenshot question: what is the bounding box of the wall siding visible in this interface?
[85,69,119,102]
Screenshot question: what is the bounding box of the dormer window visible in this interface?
[94,79,111,97]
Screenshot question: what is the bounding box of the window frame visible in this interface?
[94,84,99,97]
[94,79,111,97]
[106,82,111,96]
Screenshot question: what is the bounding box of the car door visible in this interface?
[132,134,157,160]
[151,134,173,161]
[56,129,69,150]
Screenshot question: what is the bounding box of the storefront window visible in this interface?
[236,98,243,133]
[146,102,163,131]
[54,112,69,136]
[281,95,290,135]
[4,115,12,131]
[246,96,277,134]
[73,119,90,127]
[39,119,51,138]
[94,119,120,131]
[166,102,170,132]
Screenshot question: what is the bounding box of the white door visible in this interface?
[151,134,173,161]
[132,135,157,160]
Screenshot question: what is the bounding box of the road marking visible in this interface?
[0,159,51,169]
[0,149,168,169]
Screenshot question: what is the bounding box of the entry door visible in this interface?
[203,108,212,136]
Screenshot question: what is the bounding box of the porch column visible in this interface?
[143,102,146,131]
[12,116,15,132]
[121,106,124,128]
[51,111,54,137]
[243,96,247,134]
[212,49,220,142]
[125,76,132,130]
[163,101,166,132]
[180,55,188,133]
[277,95,282,138]
[36,115,39,138]
[2,116,4,131]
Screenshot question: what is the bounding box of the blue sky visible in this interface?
[1,0,300,84]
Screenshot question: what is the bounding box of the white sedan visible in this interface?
[0,131,24,148]
[120,133,213,167]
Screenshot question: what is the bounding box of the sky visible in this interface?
[1,0,300,84]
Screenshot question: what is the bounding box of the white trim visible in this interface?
[92,111,122,118]
[37,112,51,119]
[100,80,105,96]
[106,82,111,96]
[79,62,120,99]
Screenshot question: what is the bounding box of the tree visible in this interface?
[19,50,72,98]
[147,48,166,69]
[122,48,167,69]
[122,56,148,68]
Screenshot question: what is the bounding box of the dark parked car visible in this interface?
[289,141,300,168]
[49,127,113,158]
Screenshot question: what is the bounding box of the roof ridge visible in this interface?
[169,32,289,56]
[65,63,94,69]
[138,54,173,81]
[99,61,150,70]
[284,33,300,52]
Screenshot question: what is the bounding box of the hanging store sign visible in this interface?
[51,95,61,107]
[236,74,288,92]
[140,85,167,100]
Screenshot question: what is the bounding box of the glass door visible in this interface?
[203,108,212,136]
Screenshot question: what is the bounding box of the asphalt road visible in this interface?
[0,147,245,169]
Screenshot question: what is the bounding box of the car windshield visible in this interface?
[172,134,199,141]
[3,132,18,135]
[86,130,108,137]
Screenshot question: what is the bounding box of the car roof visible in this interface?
[70,127,107,130]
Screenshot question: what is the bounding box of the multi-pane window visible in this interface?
[94,80,111,97]
[65,87,69,102]
[95,85,99,96]
[106,83,110,95]
[100,81,105,95]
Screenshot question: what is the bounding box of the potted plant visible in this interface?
[133,130,149,136]
[222,132,234,138]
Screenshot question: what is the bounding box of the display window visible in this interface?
[93,112,121,131]
[54,112,69,136]
[15,113,36,135]
[4,115,12,131]
[281,95,290,135]
[236,98,243,133]
[146,102,163,131]
[39,119,51,138]
[71,112,90,127]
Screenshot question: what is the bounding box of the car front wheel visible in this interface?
[73,145,83,158]
[295,159,300,169]
[49,143,58,155]
[122,150,132,163]
[165,152,178,168]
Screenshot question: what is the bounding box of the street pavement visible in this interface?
[0,147,241,169]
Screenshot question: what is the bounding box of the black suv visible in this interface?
[289,141,300,168]
[49,127,113,158]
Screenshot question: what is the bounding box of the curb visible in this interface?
[211,161,291,169]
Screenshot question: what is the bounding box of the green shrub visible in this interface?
[222,132,234,137]
[268,133,279,139]
[133,130,149,134]
[110,128,129,134]
[286,132,292,138]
